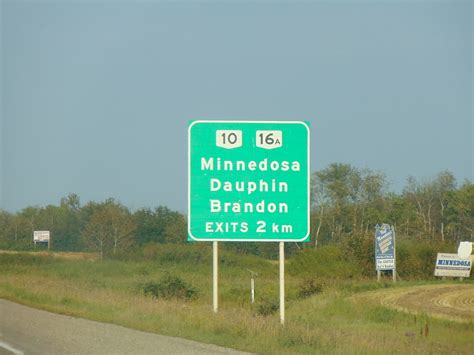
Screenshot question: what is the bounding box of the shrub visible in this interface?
[143,274,198,300]
[396,240,452,279]
[298,279,323,299]
[256,298,279,316]
[288,245,361,279]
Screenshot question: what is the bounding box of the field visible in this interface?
[0,247,473,354]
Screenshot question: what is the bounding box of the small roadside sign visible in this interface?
[434,253,472,278]
[33,231,50,243]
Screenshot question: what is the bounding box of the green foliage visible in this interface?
[134,206,184,245]
[365,305,399,323]
[342,233,375,276]
[397,240,453,279]
[140,243,211,265]
[256,298,279,316]
[142,274,198,300]
[297,279,323,299]
[288,245,361,279]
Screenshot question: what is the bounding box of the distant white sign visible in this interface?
[457,242,472,259]
[33,231,50,243]
[434,253,472,278]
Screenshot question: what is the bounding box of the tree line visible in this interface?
[0,163,472,259]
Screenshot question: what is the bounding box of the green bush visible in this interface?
[396,239,454,279]
[256,298,279,316]
[343,233,375,276]
[288,245,361,279]
[143,274,198,300]
[298,279,323,299]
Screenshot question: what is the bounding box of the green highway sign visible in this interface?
[188,121,310,242]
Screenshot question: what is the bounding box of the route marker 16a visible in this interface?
[215,129,283,149]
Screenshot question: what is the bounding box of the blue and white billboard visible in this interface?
[375,224,395,270]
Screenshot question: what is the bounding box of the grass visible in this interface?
[0,248,473,354]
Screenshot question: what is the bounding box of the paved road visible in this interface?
[0,299,250,355]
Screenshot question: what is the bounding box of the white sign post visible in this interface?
[213,241,218,313]
[279,241,285,325]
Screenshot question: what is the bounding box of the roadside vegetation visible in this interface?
[0,164,472,353]
[0,245,473,354]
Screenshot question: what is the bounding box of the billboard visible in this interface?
[33,231,50,243]
[375,224,395,270]
[434,253,472,278]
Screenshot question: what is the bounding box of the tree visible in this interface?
[432,171,456,241]
[134,206,182,245]
[162,214,187,243]
[313,163,360,241]
[447,181,474,241]
[81,200,135,259]
[404,176,436,238]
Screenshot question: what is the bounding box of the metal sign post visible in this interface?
[213,241,218,313]
[392,227,396,282]
[251,276,255,304]
[279,241,285,325]
[246,269,258,304]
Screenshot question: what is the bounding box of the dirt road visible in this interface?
[359,283,474,323]
[0,299,250,355]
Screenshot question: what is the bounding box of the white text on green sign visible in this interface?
[188,121,310,242]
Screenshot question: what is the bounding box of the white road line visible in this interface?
[0,340,24,355]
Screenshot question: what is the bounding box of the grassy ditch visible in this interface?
[0,248,473,354]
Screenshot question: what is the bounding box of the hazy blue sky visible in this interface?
[1,0,472,212]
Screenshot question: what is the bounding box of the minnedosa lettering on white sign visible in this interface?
[434,253,472,278]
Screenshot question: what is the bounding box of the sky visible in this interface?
[1,0,472,213]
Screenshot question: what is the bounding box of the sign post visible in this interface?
[213,241,218,313]
[188,121,310,322]
[246,269,258,304]
[279,241,285,325]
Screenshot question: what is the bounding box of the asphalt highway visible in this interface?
[0,299,250,355]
